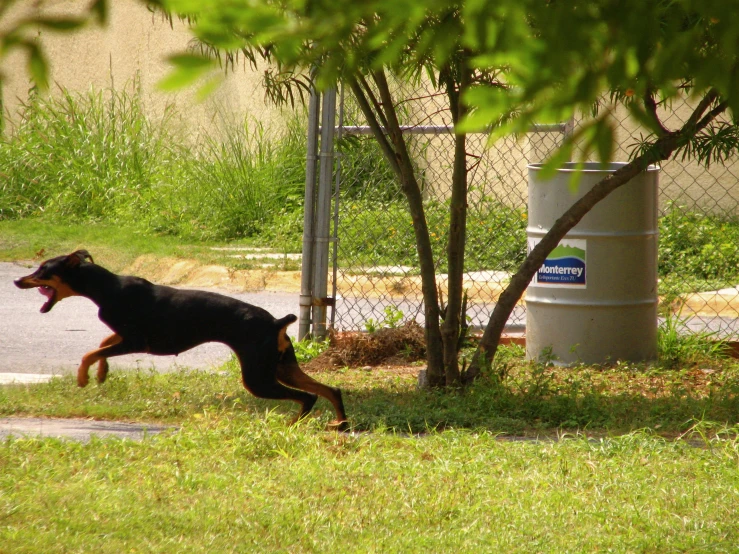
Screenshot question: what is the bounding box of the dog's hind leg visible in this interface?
[276,344,348,430]
[235,349,318,424]
[242,373,318,424]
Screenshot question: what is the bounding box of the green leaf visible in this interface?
[195,74,225,102]
[91,0,108,25]
[33,18,86,31]
[25,41,48,90]
[538,141,574,180]
[158,54,215,91]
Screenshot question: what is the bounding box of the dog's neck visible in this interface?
[65,264,124,307]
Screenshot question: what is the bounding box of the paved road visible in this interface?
[1,261,302,376]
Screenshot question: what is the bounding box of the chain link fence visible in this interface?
[600,98,739,339]
[328,80,739,340]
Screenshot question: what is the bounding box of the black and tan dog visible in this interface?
[14,250,347,428]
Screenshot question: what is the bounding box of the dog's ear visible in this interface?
[66,250,94,267]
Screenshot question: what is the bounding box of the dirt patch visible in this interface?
[304,322,426,371]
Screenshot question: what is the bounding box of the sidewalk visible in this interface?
[0,417,173,442]
[0,373,58,385]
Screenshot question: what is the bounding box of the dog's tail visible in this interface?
[275,314,298,329]
[275,314,298,354]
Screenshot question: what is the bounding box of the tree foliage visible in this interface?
[153,0,738,158]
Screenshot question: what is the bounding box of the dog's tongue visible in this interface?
[39,286,54,299]
[39,286,55,313]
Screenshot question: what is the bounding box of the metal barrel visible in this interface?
[526,162,659,364]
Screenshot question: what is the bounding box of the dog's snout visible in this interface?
[14,277,33,289]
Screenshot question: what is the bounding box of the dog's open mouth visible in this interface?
[38,285,57,313]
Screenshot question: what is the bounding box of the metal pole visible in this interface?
[298,85,321,340]
[312,88,337,339]
[329,83,346,331]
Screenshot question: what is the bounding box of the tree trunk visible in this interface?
[347,73,446,387]
[463,93,727,384]
[440,127,466,387]
[439,63,470,387]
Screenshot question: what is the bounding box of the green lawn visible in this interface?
[1,411,737,553]
[1,357,739,552]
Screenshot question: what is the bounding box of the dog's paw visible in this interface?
[328,419,349,432]
[77,369,89,388]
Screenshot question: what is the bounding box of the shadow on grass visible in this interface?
[339,367,739,436]
[2,362,739,437]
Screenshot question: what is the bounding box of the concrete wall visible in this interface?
[0,0,288,137]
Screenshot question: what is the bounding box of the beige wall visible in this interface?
[588,99,739,214]
[0,0,288,137]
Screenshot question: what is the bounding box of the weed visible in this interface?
[364,306,406,333]
[658,310,730,369]
[293,337,331,363]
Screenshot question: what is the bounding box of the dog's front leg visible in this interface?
[94,334,123,384]
[77,334,140,387]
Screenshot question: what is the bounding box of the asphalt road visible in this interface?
[0,261,302,376]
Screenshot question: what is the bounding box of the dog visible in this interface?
[14,250,348,429]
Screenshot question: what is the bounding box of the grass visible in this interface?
[2,343,739,434]
[0,81,306,244]
[2,353,739,552]
[3,233,739,552]
[0,219,305,274]
[338,197,528,272]
[3,82,739,549]
[2,420,738,552]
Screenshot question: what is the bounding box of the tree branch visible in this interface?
[644,89,669,136]
[347,77,403,178]
[684,88,720,131]
[358,73,391,131]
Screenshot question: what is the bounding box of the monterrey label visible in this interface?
[529,239,587,288]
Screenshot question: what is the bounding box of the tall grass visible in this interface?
[148,115,306,240]
[0,82,307,242]
[0,84,179,221]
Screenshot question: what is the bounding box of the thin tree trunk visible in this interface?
[439,63,470,387]
[463,92,727,383]
[347,73,445,387]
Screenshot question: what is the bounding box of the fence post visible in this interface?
[311,88,337,339]
[299,85,321,340]
[329,83,345,331]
